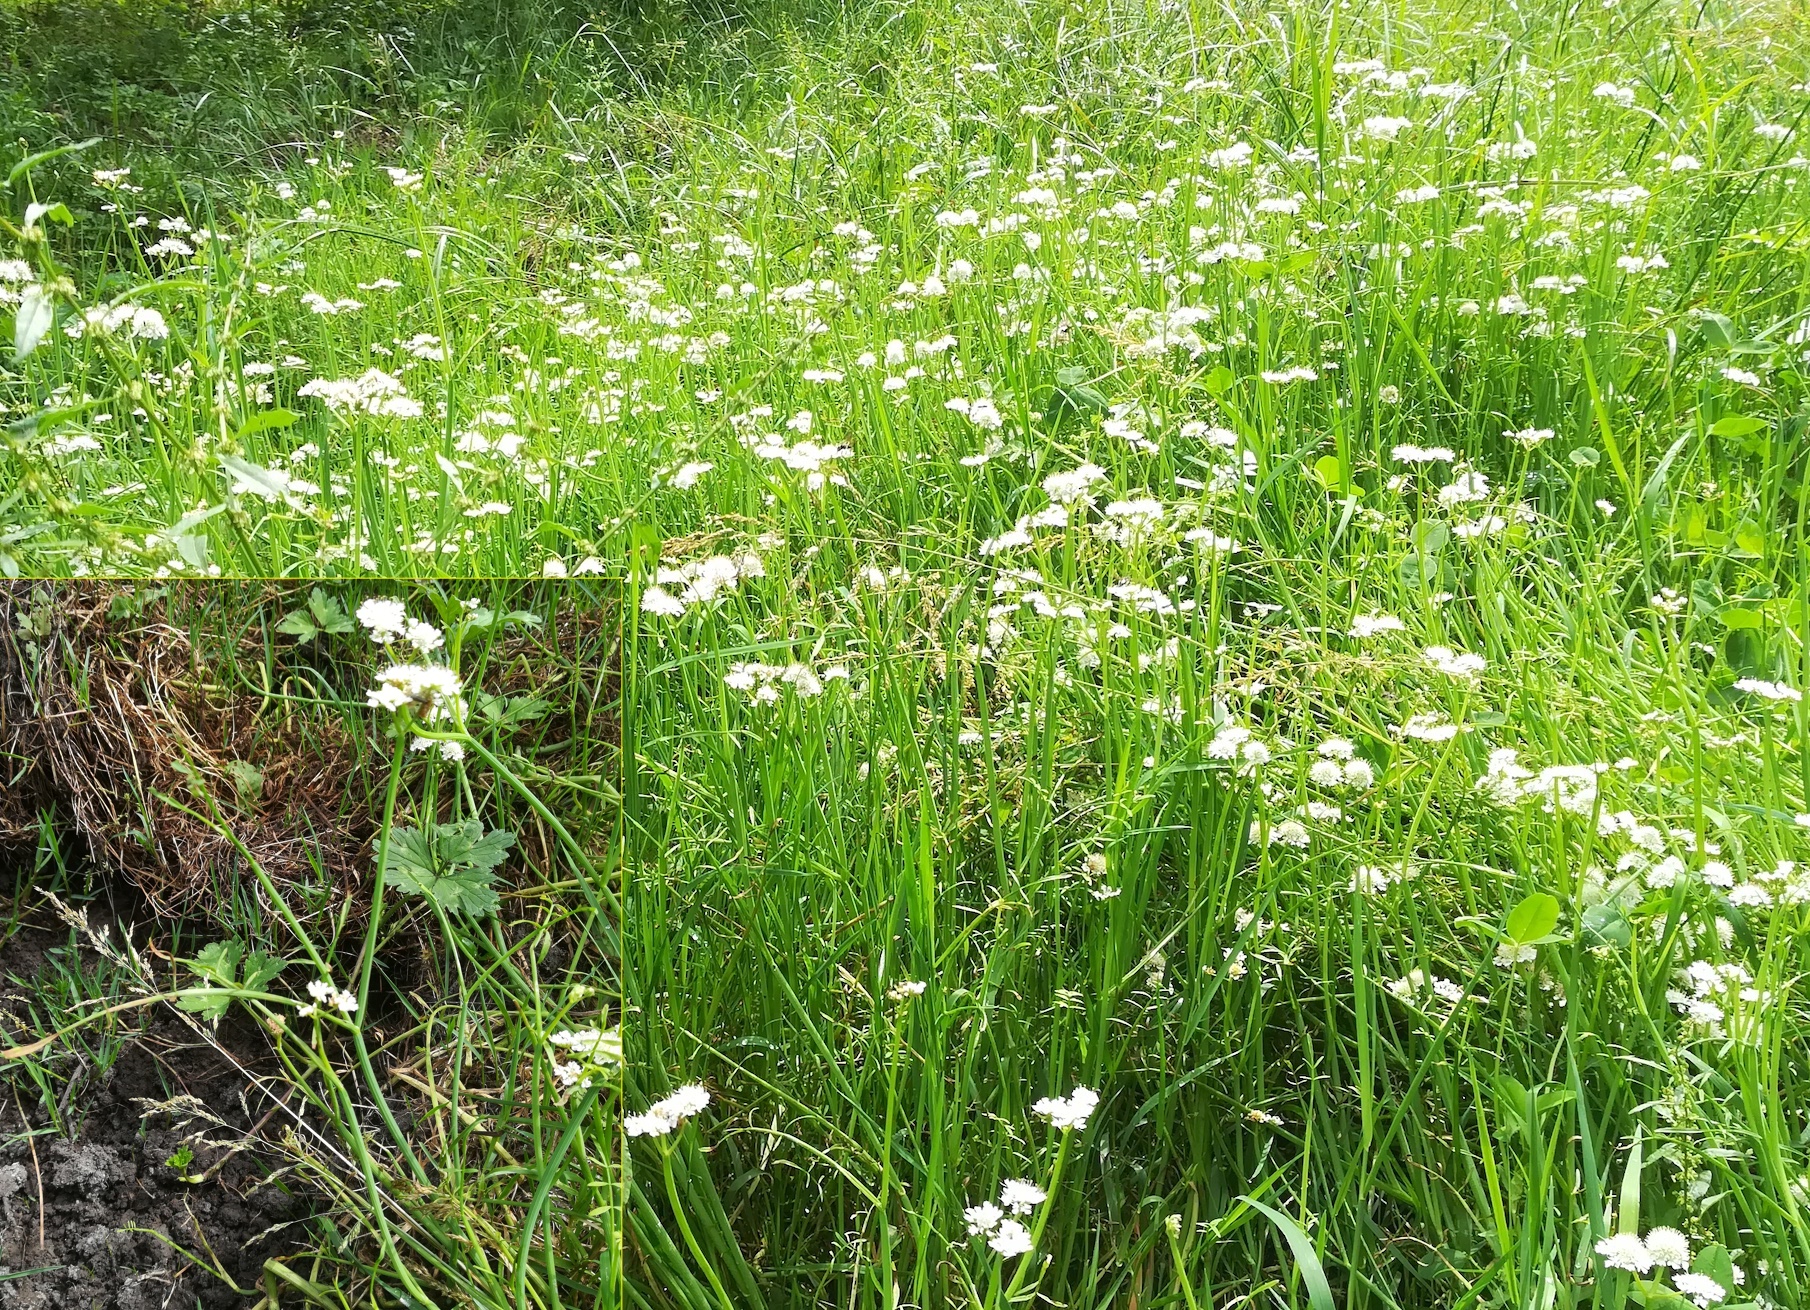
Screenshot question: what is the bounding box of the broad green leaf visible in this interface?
[1581,903,1631,948]
[21,201,71,231]
[1709,414,1767,440]
[1641,431,1693,508]
[6,136,100,189]
[1492,1074,1530,1138]
[1691,1244,1735,1299]
[1411,520,1449,554]
[307,587,354,634]
[1504,892,1560,946]
[178,940,285,1021]
[276,608,321,641]
[219,454,292,501]
[1312,454,1344,491]
[464,606,543,632]
[227,759,263,804]
[1616,1127,1643,1236]
[1237,1196,1336,1310]
[13,285,53,362]
[380,820,516,918]
[242,951,287,992]
[1044,367,1110,426]
[236,407,300,439]
[189,940,241,985]
[278,588,353,641]
[475,692,553,727]
[1715,606,1763,631]
[1699,312,1737,349]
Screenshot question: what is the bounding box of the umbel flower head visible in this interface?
[547,1026,623,1090]
[625,1083,711,1138]
[297,977,357,1018]
[367,663,465,725]
[1032,1085,1099,1131]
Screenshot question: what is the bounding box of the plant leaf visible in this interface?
[1616,1126,1643,1236]
[1504,892,1560,946]
[236,407,300,439]
[1699,312,1737,349]
[380,820,515,917]
[179,941,242,1021]
[276,608,321,641]
[306,587,355,634]
[13,285,53,362]
[242,951,287,992]
[1236,1196,1337,1310]
[6,136,101,189]
[219,454,293,501]
[1709,414,1767,440]
[1044,367,1110,426]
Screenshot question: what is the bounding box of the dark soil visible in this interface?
[0,914,314,1309]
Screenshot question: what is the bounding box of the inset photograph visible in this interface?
[0,581,621,1309]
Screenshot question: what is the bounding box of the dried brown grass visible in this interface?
[0,582,375,918]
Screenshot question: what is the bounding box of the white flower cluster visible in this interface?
[641,552,765,616]
[366,664,465,724]
[1476,749,1601,814]
[547,1026,623,1089]
[1207,724,1271,773]
[1397,713,1460,743]
[1386,969,1468,1005]
[746,424,855,490]
[1309,738,1376,789]
[297,977,357,1018]
[356,597,445,654]
[1031,1085,1099,1131]
[1595,1227,1734,1306]
[723,660,850,703]
[1666,959,1767,1039]
[357,597,466,754]
[1350,612,1407,638]
[1349,860,1414,894]
[67,303,169,341]
[625,1083,710,1138]
[1423,645,1486,681]
[1733,678,1801,703]
[964,1177,1047,1256]
[297,368,424,419]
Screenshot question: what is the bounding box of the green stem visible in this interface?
[999,1128,1074,1304]
[513,1084,601,1310]
[354,729,430,1184]
[662,1140,737,1310]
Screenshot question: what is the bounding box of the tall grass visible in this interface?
[620,0,1810,1305]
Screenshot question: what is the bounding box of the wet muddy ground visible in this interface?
[0,913,312,1309]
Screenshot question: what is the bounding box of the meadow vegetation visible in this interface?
[3,0,1810,1304]
[617,0,1810,1306]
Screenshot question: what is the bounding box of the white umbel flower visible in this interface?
[1031,1086,1099,1131]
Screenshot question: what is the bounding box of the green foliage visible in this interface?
[178,938,287,1020]
[1503,892,1562,948]
[472,691,553,729]
[379,819,515,918]
[276,586,355,643]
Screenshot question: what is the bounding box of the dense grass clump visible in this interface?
[614,0,1810,1306]
[2,0,1810,1303]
